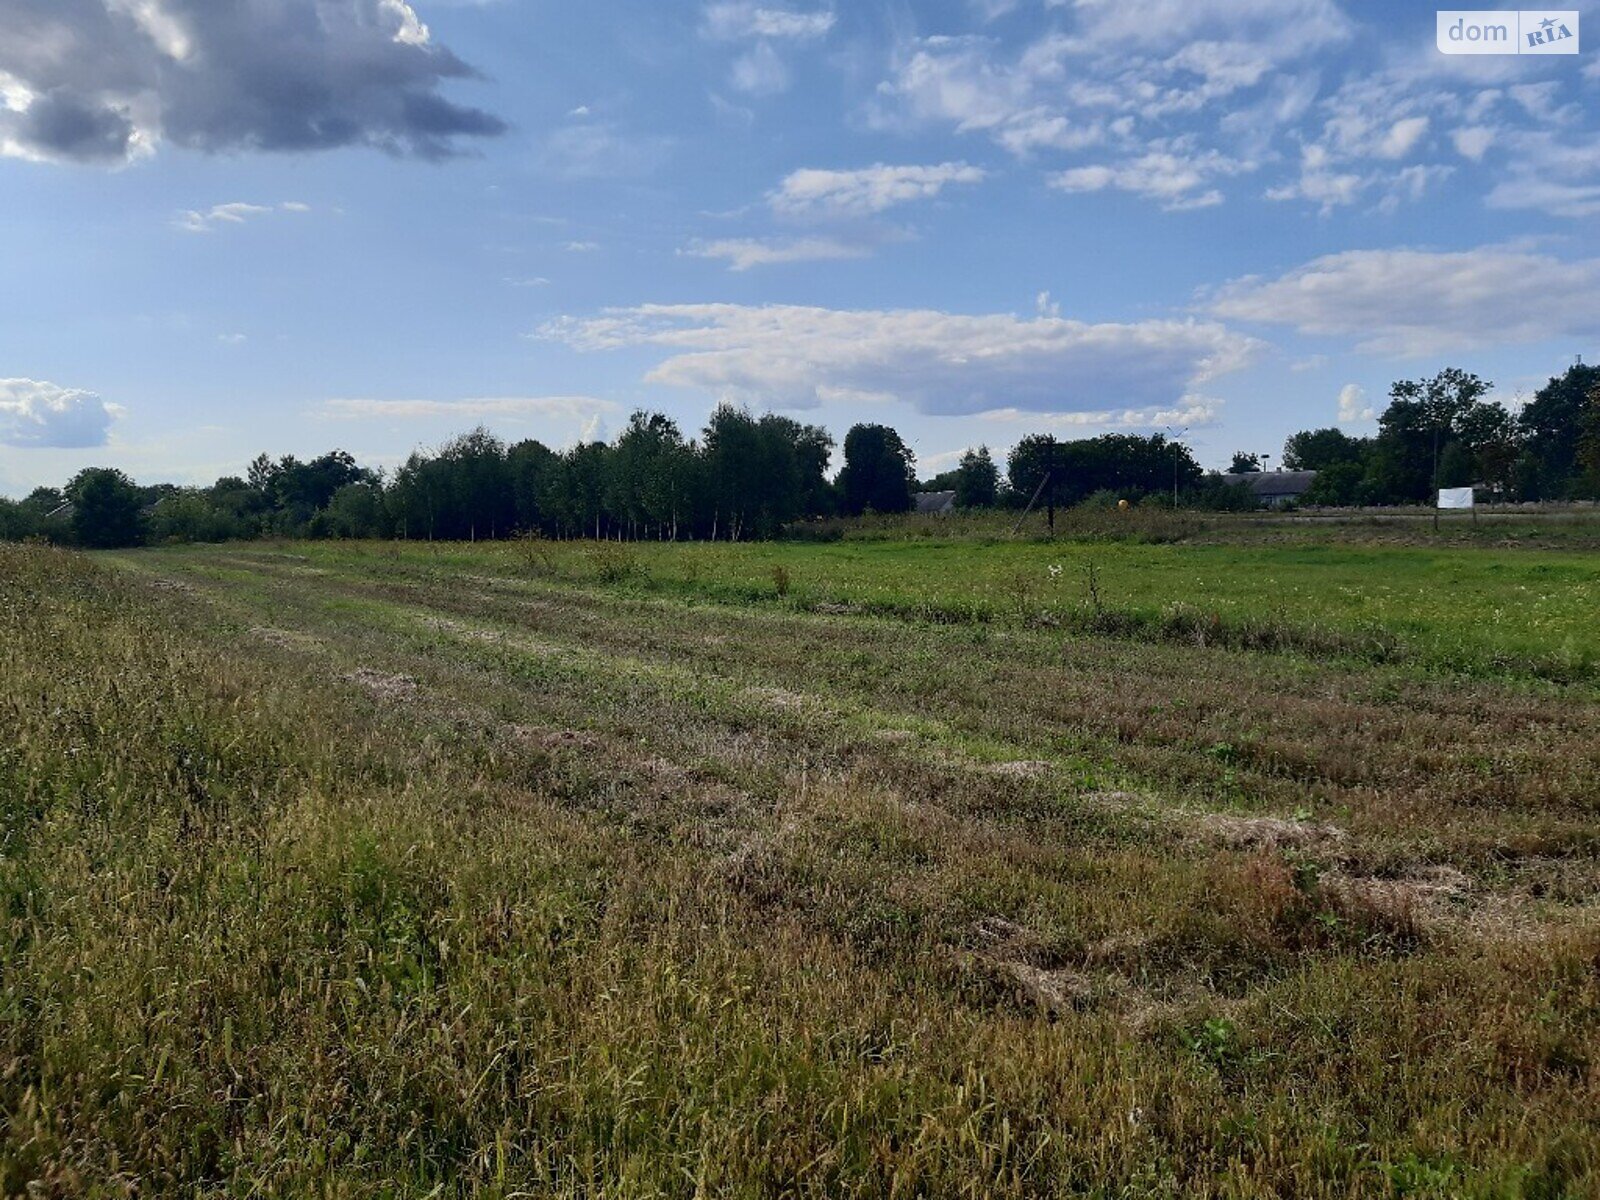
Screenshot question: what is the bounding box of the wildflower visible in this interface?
[1047,564,1063,580]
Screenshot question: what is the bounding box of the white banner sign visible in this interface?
[1438,487,1476,509]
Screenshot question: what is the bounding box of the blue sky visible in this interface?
[2,0,1598,494]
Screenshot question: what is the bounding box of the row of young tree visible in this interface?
[0,409,919,548]
[0,412,1220,549]
[4,361,1595,549]
[1270,363,1600,506]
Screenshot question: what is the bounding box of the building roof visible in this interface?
[1221,470,1318,498]
[914,490,957,515]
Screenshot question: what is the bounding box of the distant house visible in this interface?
[914,490,957,516]
[45,501,75,520]
[1221,470,1318,509]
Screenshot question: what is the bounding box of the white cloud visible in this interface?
[0,0,503,164]
[1451,126,1495,161]
[770,162,986,217]
[978,399,1224,429]
[174,200,310,233]
[1069,0,1352,56]
[730,42,791,96]
[0,378,120,448]
[703,2,832,99]
[1487,178,1600,218]
[872,0,1351,173]
[1209,246,1600,356]
[702,2,834,40]
[319,396,620,421]
[1264,143,1366,211]
[1049,146,1245,210]
[682,236,871,270]
[539,303,1259,415]
[1485,132,1600,217]
[1336,383,1373,423]
[564,241,600,253]
[1378,115,1429,160]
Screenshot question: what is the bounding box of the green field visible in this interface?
[3,530,1599,1196]
[271,531,1600,681]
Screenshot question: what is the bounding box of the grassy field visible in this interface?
[275,528,1600,681]
[3,528,1599,1196]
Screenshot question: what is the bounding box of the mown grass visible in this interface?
[273,531,1600,683]
[3,538,1599,1197]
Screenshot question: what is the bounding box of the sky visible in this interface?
[2,0,1599,495]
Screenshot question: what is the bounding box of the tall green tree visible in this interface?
[1518,363,1600,498]
[1283,428,1369,472]
[66,467,144,548]
[953,446,999,508]
[507,439,558,532]
[1371,369,1495,502]
[838,424,915,516]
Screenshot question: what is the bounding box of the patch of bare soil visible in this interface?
[149,578,195,593]
[343,668,420,702]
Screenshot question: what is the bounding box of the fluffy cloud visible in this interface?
[1208,246,1600,356]
[770,162,986,217]
[1049,146,1246,210]
[682,236,871,271]
[873,0,1351,162]
[0,0,504,164]
[1336,383,1373,423]
[0,378,119,448]
[540,303,1258,415]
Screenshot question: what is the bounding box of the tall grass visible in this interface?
[3,541,1599,1196]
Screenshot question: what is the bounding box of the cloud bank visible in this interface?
[1208,246,1600,356]
[0,0,504,164]
[541,303,1258,415]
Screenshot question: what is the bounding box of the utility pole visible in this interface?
[1440,422,1452,534]
[1046,436,1056,533]
[1165,425,1189,508]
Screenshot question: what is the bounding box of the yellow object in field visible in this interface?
[1118,499,1130,511]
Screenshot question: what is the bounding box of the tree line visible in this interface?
[1270,363,1600,506]
[4,360,1596,549]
